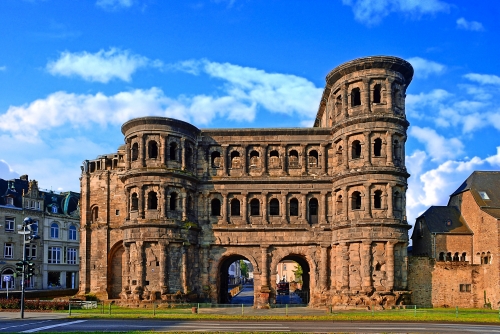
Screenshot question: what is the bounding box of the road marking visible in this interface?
[20,320,87,333]
[0,320,53,331]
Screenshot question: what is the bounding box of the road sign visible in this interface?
[3,275,11,282]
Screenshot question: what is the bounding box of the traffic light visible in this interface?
[15,261,25,276]
[26,262,35,278]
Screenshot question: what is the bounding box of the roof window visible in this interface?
[478,191,490,200]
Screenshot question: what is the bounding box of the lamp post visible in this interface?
[17,217,39,319]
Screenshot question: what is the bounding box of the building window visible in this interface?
[478,191,490,200]
[51,205,58,214]
[69,225,77,241]
[446,252,452,262]
[230,199,240,216]
[352,191,362,210]
[309,198,318,224]
[211,198,221,216]
[148,191,158,210]
[50,223,59,239]
[67,248,77,265]
[269,198,280,216]
[250,151,260,167]
[148,141,158,159]
[374,190,382,209]
[170,193,177,211]
[459,284,471,292]
[289,198,299,216]
[169,142,177,161]
[250,199,260,216]
[131,143,139,161]
[288,150,299,167]
[131,193,138,211]
[187,195,193,213]
[269,150,280,168]
[31,221,38,236]
[373,84,381,103]
[308,150,318,167]
[461,252,467,261]
[185,146,193,168]
[351,88,361,106]
[336,195,343,214]
[92,206,98,221]
[335,95,342,115]
[25,244,37,260]
[4,243,13,259]
[439,252,445,261]
[352,140,361,159]
[5,217,14,232]
[394,191,402,211]
[374,138,382,157]
[230,151,241,169]
[48,247,61,264]
[6,197,14,206]
[211,151,221,168]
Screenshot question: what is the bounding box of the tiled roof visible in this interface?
[417,206,472,234]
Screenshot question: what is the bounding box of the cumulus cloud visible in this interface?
[464,73,500,85]
[0,66,6,71]
[46,48,162,83]
[0,160,20,180]
[342,0,449,26]
[96,0,133,10]
[410,126,463,161]
[456,17,484,31]
[407,57,445,79]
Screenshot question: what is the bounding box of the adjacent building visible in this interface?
[410,171,500,308]
[0,175,80,291]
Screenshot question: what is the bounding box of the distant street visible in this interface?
[230,284,254,304]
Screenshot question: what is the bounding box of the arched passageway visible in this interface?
[218,255,253,304]
[275,254,310,305]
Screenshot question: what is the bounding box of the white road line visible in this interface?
[0,320,53,331]
[20,320,87,333]
[358,327,428,330]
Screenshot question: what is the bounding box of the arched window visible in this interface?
[230,199,240,216]
[336,195,343,214]
[289,150,299,167]
[486,251,491,264]
[169,143,177,161]
[211,198,221,216]
[131,143,139,161]
[374,190,382,209]
[461,252,467,261]
[148,141,158,159]
[393,88,401,107]
[289,198,298,216]
[394,191,402,211]
[438,252,445,261]
[373,84,381,103]
[393,139,401,161]
[453,252,460,261]
[336,95,342,115]
[351,87,361,106]
[308,150,318,167]
[231,151,241,169]
[170,193,177,210]
[374,138,382,157]
[270,198,279,216]
[336,146,343,165]
[50,223,59,239]
[269,150,279,168]
[92,206,99,221]
[309,198,318,224]
[185,146,193,168]
[352,191,361,210]
[446,252,452,261]
[211,151,221,168]
[69,225,77,240]
[250,198,260,216]
[352,140,361,159]
[148,191,158,210]
[187,195,193,213]
[250,151,260,167]
[131,193,138,211]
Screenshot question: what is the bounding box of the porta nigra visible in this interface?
[79,56,413,308]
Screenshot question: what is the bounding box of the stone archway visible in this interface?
[217,254,251,304]
[108,241,124,299]
[276,254,311,304]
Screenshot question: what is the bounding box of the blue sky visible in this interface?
[0,0,499,227]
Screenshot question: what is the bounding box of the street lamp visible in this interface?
[17,217,40,319]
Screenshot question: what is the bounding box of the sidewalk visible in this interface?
[0,311,69,320]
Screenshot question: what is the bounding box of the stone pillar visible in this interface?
[159,187,165,218]
[301,193,307,222]
[320,192,326,224]
[138,186,144,219]
[364,183,372,218]
[301,145,307,175]
[260,246,269,289]
[401,242,408,289]
[386,183,394,218]
[320,245,328,290]
[341,242,349,290]
[321,143,328,175]
[263,145,268,176]
[281,144,287,175]
[180,138,186,170]
[281,192,287,221]
[222,145,229,176]
[136,241,144,288]
[125,188,131,220]
[160,135,166,166]
[139,134,144,167]
[386,242,395,291]
[330,245,337,290]
[363,131,371,166]
[126,139,131,169]
[165,192,171,219]
[402,135,407,166]
[242,145,248,176]
[342,82,349,118]
[262,192,268,224]
[361,241,372,292]
[386,78,394,110]
[241,193,248,224]
[342,187,348,219]
[182,247,188,294]
[181,192,187,220]
[158,241,168,293]
[221,192,228,224]
[386,132,394,166]
[123,243,131,289]
[363,78,370,111]
[342,136,348,170]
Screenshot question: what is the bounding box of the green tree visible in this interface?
[293,263,303,283]
[240,260,248,278]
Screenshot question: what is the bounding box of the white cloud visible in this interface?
[456,17,484,31]
[407,57,445,79]
[464,73,500,85]
[0,66,6,71]
[410,126,463,161]
[46,48,162,83]
[342,0,449,26]
[96,0,133,10]
[0,160,20,180]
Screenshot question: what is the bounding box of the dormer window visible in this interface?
[52,206,58,213]
[479,191,490,200]
[6,197,14,206]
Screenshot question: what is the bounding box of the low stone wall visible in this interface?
[0,289,78,300]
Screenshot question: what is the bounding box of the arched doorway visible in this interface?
[108,242,124,299]
[218,255,253,305]
[275,255,310,305]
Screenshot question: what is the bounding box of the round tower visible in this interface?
[317,56,413,302]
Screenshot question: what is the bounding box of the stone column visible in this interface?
[341,242,349,290]
[281,192,287,221]
[262,192,268,224]
[386,241,395,291]
[361,241,372,292]
[301,193,307,222]
[301,145,307,175]
[165,192,171,219]
[160,135,166,166]
[386,131,393,166]
[159,187,165,218]
[241,192,248,224]
[363,78,370,111]
[342,82,349,118]
[402,135,407,166]
[320,192,326,224]
[281,144,287,175]
[158,241,168,293]
[182,246,188,294]
[386,183,394,218]
[321,143,328,175]
[125,188,131,220]
[401,242,408,289]
[342,136,349,170]
[386,78,394,110]
[330,245,337,290]
[242,145,248,176]
[180,138,186,170]
[123,243,131,289]
[342,187,348,219]
[181,192,187,220]
[139,186,144,219]
[222,145,229,176]
[320,245,328,290]
[263,145,268,176]
[363,131,371,166]
[139,134,145,167]
[136,241,144,288]
[260,246,269,289]
[126,139,131,169]
[364,183,372,218]
[221,192,228,224]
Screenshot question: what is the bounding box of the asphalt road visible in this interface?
[1,319,500,333]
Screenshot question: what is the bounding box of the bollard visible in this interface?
[371,303,374,316]
[101,301,104,314]
[109,302,111,315]
[286,304,288,316]
[153,302,156,316]
[69,302,71,316]
[455,306,458,318]
[414,305,417,317]
[241,304,244,316]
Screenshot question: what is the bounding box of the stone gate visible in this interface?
[79,56,413,308]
